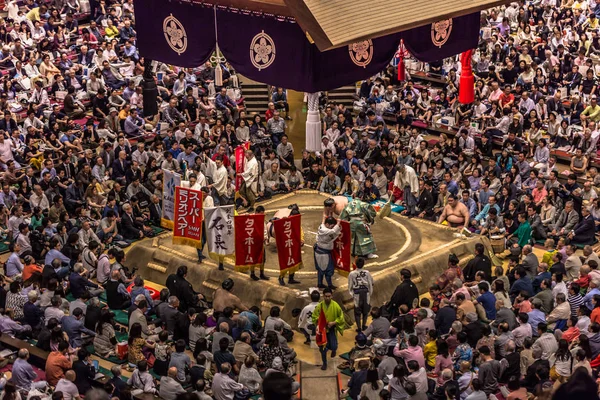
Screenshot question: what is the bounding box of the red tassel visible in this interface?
[398,53,405,82]
[459,49,475,105]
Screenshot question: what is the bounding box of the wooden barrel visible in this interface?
[490,237,505,253]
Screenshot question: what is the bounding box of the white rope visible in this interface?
[307,92,319,111]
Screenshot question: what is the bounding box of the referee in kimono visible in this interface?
[393,163,420,216]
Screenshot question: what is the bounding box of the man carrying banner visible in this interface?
[269,204,303,286]
[339,197,378,259]
[205,205,235,270]
[181,173,204,191]
[233,206,269,281]
[347,257,373,332]
[312,287,345,371]
[204,154,229,206]
[196,187,214,263]
[252,206,269,281]
[314,215,342,290]
[161,168,181,229]
[238,149,259,213]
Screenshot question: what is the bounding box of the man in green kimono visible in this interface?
[312,288,345,370]
[339,197,378,259]
[508,212,532,248]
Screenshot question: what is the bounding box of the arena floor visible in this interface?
[147,191,462,290]
[125,191,484,399]
[128,191,484,327]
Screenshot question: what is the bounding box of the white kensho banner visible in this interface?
[204,205,235,259]
[161,169,181,229]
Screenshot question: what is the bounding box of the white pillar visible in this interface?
[305,92,321,152]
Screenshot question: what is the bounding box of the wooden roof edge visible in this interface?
[211,0,293,17]
[289,0,512,51]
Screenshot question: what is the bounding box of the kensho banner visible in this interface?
[204,205,235,260]
[273,214,303,277]
[234,214,265,272]
[161,169,181,229]
[332,220,353,277]
[133,0,480,92]
[173,186,203,248]
[234,143,250,191]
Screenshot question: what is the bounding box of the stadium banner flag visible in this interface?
[173,186,203,248]
[235,145,246,191]
[273,214,303,277]
[332,220,353,277]
[161,169,181,229]
[234,214,265,272]
[205,205,235,260]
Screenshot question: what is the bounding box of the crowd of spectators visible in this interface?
[2,0,600,398]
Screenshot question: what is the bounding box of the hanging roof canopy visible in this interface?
[212,0,511,51]
[135,0,481,91]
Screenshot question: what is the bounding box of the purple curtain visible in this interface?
[133,0,215,68]
[402,12,481,62]
[133,1,480,91]
[216,9,402,92]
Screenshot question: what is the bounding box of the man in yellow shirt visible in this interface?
[104,19,120,40]
[25,5,46,23]
[581,95,600,124]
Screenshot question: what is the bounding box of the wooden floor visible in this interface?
[285,90,309,153]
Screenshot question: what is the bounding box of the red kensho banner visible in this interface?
[332,220,353,276]
[273,214,303,277]
[234,214,265,272]
[173,186,203,248]
[235,142,250,191]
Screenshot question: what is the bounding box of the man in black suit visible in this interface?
[569,206,596,245]
[386,268,419,319]
[72,348,96,394]
[92,88,110,118]
[363,138,382,168]
[463,243,492,282]
[111,150,129,184]
[563,65,582,95]
[56,154,76,181]
[108,366,128,399]
[416,180,435,219]
[149,195,162,225]
[527,205,547,241]
[120,203,151,240]
[546,91,566,116]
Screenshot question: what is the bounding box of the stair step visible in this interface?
[243,87,269,93]
[244,100,269,106]
[242,84,269,89]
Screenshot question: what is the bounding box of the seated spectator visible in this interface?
[159,367,187,400]
[127,360,157,395]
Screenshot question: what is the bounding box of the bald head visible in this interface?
[581,265,591,275]
[65,370,76,382]
[168,367,178,378]
[219,322,229,333]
